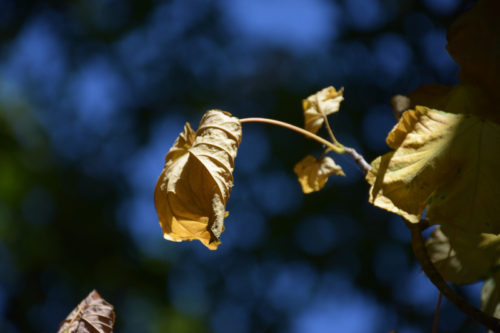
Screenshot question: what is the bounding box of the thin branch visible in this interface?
[240,118,372,174]
[240,118,345,154]
[343,147,371,174]
[432,292,443,333]
[406,219,500,332]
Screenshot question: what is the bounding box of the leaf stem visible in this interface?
[406,219,500,332]
[315,94,340,146]
[240,118,345,154]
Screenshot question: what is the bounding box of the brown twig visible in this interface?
[343,146,371,174]
[432,292,443,333]
[406,219,500,332]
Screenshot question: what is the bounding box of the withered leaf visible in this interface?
[294,155,345,194]
[367,106,500,234]
[58,290,115,333]
[303,86,344,134]
[427,225,500,285]
[164,122,196,169]
[154,110,242,250]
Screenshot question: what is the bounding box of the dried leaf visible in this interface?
[303,86,344,134]
[58,290,115,333]
[154,110,242,250]
[294,155,345,194]
[482,270,500,322]
[367,106,500,234]
[427,225,500,284]
[164,122,196,169]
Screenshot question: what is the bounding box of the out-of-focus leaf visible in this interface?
[294,155,344,194]
[367,106,500,234]
[303,86,343,134]
[446,0,500,114]
[399,0,500,126]
[58,290,115,333]
[482,270,500,322]
[427,225,500,284]
[403,83,499,126]
[154,110,242,250]
[390,95,411,120]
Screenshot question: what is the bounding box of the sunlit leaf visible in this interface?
[294,155,345,194]
[164,122,197,169]
[367,106,500,234]
[303,86,343,134]
[403,83,499,126]
[482,269,500,322]
[427,225,500,284]
[154,110,242,250]
[58,290,115,333]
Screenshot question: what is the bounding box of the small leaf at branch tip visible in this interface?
[58,290,115,333]
[303,86,344,134]
[154,110,242,250]
[294,155,345,194]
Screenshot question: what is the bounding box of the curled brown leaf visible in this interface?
[154,110,242,250]
[303,86,344,134]
[58,290,115,333]
[294,155,345,194]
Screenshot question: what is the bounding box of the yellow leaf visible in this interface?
[426,225,500,285]
[303,86,344,134]
[154,110,242,250]
[367,106,500,234]
[294,155,345,194]
[164,122,197,169]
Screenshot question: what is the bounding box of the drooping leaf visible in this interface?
[367,106,500,234]
[294,155,345,194]
[482,269,500,321]
[426,225,500,284]
[58,290,115,333]
[164,122,196,169]
[303,86,344,134]
[154,110,242,250]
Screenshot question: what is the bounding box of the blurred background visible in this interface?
[0,0,484,332]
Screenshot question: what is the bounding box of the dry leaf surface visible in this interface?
[427,225,500,284]
[303,86,343,134]
[154,110,242,250]
[58,290,115,333]
[367,106,500,234]
[294,155,345,194]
